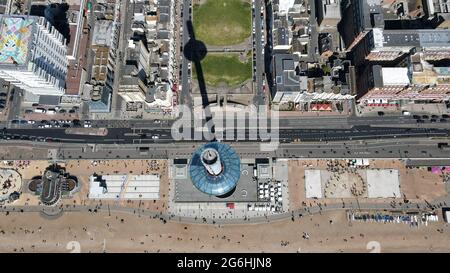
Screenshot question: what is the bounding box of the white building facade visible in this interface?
[0,15,68,101]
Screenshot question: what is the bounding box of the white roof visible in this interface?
[444,210,450,223]
[273,45,292,50]
[355,159,370,166]
[89,180,107,198]
[445,211,450,223]
[278,0,296,13]
[366,169,401,198]
[305,170,322,198]
[373,28,384,49]
[88,174,160,200]
[382,67,411,85]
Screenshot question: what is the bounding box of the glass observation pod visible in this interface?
[189,142,240,197]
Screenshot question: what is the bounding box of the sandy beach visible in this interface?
[0,209,448,253]
[0,158,448,253]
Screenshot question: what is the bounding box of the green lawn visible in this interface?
[194,53,252,87]
[193,0,251,46]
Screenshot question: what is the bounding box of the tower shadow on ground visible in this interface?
[183,20,217,140]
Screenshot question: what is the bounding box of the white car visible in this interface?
[152,135,159,139]
[402,111,411,116]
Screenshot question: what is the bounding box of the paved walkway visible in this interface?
[1,194,449,225]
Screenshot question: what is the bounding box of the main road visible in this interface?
[253,0,265,106]
[4,114,445,129]
[179,0,193,107]
[1,138,450,161]
[2,125,450,144]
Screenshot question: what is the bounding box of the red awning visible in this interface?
[226,203,235,209]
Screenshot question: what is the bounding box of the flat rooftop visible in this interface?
[173,163,258,202]
[0,16,34,65]
[273,53,306,93]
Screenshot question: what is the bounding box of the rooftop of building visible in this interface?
[379,0,424,20]
[382,29,450,48]
[360,84,450,101]
[92,20,114,46]
[273,53,307,93]
[0,16,35,66]
[320,0,342,26]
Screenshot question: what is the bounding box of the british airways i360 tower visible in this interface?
[189,142,240,197]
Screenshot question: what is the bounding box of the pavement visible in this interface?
[1,191,448,225]
[1,138,450,161]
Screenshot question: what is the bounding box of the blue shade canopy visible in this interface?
[189,142,240,196]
